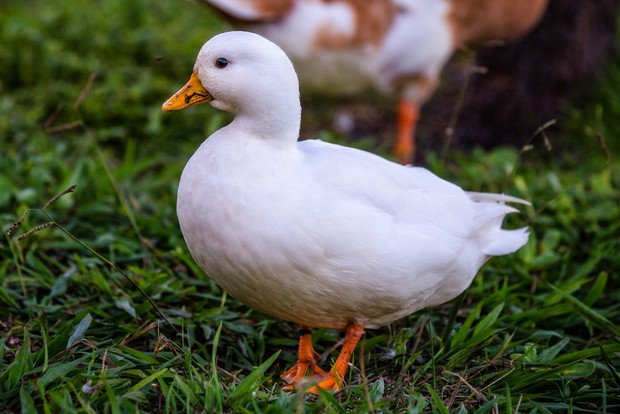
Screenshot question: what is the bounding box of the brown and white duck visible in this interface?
[201,0,548,163]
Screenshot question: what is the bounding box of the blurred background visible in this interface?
[1,0,619,171]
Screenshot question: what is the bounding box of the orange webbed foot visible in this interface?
[281,326,328,391]
[306,372,343,395]
[282,324,364,394]
[281,357,328,391]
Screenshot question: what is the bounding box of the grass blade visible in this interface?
[39,358,86,387]
[128,368,171,394]
[473,302,504,337]
[67,314,93,348]
[548,284,620,338]
[20,386,36,414]
[229,351,280,403]
[6,333,32,390]
[425,383,450,414]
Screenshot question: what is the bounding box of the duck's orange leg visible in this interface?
[394,100,420,165]
[307,324,364,394]
[281,326,328,391]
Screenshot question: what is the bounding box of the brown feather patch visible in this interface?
[447,0,548,47]
[313,0,397,50]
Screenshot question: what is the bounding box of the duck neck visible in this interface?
[232,93,302,147]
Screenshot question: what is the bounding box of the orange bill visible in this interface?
[162,71,213,111]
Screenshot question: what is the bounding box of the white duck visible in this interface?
[201,0,548,163]
[162,31,529,394]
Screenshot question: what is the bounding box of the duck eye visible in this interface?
[215,58,229,68]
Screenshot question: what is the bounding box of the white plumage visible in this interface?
[163,31,529,391]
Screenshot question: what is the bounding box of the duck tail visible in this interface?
[467,192,530,257]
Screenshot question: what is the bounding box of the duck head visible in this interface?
[162,31,302,141]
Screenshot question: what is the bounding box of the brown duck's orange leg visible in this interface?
[281,326,328,391]
[394,100,420,165]
[307,324,364,395]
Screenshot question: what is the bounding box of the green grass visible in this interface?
[1,1,619,412]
